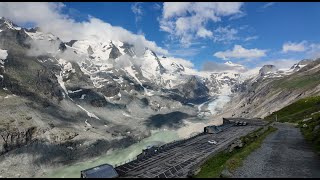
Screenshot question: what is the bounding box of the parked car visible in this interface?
[208,140,217,145]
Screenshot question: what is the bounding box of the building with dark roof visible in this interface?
[81,164,119,178]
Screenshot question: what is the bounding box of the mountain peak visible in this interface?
[259,64,277,76]
[0,17,22,31]
[289,59,314,72]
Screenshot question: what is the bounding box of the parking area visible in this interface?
[115,119,267,178]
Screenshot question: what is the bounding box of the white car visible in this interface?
[208,140,217,145]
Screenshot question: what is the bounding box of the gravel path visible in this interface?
[232,122,320,178]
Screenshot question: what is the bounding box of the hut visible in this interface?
[204,125,222,134]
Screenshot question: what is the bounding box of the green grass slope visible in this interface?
[264,96,320,123]
[264,96,320,154]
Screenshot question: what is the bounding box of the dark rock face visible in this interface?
[90,98,108,107]
[99,82,120,97]
[259,65,277,76]
[66,40,78,47]
[290,59,314,72]
[140,97,149,106]
[109,43,122,59]
[120,42,135,57]
[64,62,93,90]
[0,126,37,154]
[176,76,209,102]
[59,42,67,52]
[0,25,31,51]
[3,53,64,101]
[87,45,94,55]
[148,49,166,74]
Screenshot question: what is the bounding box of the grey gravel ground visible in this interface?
[232,122,320,178]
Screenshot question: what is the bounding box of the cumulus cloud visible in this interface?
[0,2,168,55]
[281,41,320,59]
[202,61,246,72]
[282,41,306,53]
[159,2,244,47]
[214,45,267,60]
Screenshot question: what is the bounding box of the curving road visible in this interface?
[232,122,320,178]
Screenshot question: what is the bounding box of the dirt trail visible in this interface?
[232,122,320,178]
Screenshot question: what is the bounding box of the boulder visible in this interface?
[220,168,233,178]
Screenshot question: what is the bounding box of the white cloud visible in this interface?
[162,2,191,19]
[0,2,168,55]
[262,2,275,9]
[259,58,300,69]
[160,2,244,47]
[307,43,320,59]
[213,26,238,43]
[131,2,143,23]
[202,61,246,72]
[165,56,194,69]
[196,27,213,38]
[214,45,267,60]
[244,36,258,42]
[169,48,202,57]
[229,11,246,20]
[282,41,306,53]
[152,3,161,11]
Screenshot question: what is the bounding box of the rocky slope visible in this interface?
[223,58,320,118]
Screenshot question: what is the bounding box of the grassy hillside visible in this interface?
[264,96,320,123]
[264,96,320,154]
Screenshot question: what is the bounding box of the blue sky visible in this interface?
[2,2,320,71]
[62,2,320,70]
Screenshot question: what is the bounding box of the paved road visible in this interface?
[232,122,320,178]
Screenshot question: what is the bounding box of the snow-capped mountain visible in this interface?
[0,18,250,173]
[0,16,245,143]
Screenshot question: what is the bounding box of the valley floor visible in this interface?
[232,122,320,178]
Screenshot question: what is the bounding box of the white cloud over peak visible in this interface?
[282,41,306,53]
[202,61,246,73]
[214,45,267,60]
[259,58,300,69]
[166,56,194,69]
[0,2,168,55]
[159,2,244,47]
